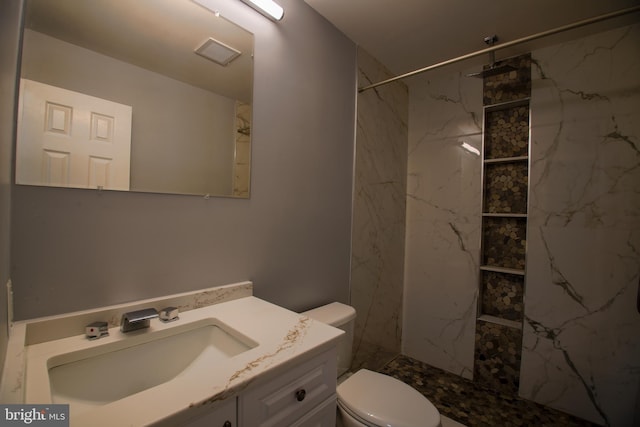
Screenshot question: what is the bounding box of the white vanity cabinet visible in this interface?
[288,397,337,427]
[239,348,337,427]
[160,347,338,427]
[181,398,236,427]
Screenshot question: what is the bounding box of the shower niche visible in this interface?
[474,54,531,394]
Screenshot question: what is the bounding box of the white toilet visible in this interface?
[303,302,442,427]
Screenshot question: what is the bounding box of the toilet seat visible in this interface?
[337,398,377,426]
[337,369,441,427]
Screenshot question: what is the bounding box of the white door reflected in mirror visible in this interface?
[17,79,132,191]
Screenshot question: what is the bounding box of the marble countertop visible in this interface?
[1,282,343,426]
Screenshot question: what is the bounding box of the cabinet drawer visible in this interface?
[291,395,336,427]
[154,397,236,427]
[240,348,337,427]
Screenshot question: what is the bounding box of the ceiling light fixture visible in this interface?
[240,0,284,21]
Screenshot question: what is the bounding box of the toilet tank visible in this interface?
[302,302,356,377]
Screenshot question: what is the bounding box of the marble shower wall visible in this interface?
[350,48,408,370]
[403,70,483,379]
[232,101,251,197]
[403,22,639,425]
[521,23,640,426]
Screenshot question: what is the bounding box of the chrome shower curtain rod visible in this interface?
[358,5,640,93]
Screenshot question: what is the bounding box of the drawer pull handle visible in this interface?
[223,421,232,427]
[295,389,306,402]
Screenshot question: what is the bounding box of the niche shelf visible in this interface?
[482,216,527,271]
[484,99,530,159]
[477,315,522,330]
[484,156,528,164]
[482,213,527,218]
[480,271,524,323]
[479,97,530,325]
[484,162,528,214]
[474,53,531,396]
[480,265,525,275]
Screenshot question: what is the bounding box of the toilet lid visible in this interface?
[337,369,441,427]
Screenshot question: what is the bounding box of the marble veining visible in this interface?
[198,316,311,407]
[1,282,253,406]
[352,47,407,363]
[188,283,253,310]
[4,348,24,395]
[404,69,483,379]
[402,22,639,426]
[9,293,342,426]
[521,23,640,426]
[226,316,310,385]
[232,101,251,197]
[23,281,253,346]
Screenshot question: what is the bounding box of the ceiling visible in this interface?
[304,0,640,79]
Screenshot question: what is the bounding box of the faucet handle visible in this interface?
[159,307,179,323]
[86,321,109,340]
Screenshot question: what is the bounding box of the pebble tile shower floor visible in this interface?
[379,355,599,427]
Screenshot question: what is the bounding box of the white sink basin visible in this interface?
[46,319,257,415]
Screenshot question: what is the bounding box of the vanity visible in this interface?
[1,281,343,426]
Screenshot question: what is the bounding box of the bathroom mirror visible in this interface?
[16,0,253,198]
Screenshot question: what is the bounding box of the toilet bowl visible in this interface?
[337,368,441,427]
[302,303,442,427]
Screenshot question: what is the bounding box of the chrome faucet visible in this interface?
[121,308,158,333]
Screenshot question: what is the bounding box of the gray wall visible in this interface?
[10,0,356,319]
[0,0,23,376]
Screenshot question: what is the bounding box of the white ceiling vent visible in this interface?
[194,38,241,66]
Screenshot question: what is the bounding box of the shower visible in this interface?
[357,5,640,92]
[465,35,516,78]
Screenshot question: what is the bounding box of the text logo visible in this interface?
[0,405,69,426]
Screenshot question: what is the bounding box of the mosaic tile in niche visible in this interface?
[474,320,522,395]
[481,271,524,321]
[484,162,528,214]
[482,217,527,270]
[484,106,530,159]
[483,54,531,105]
